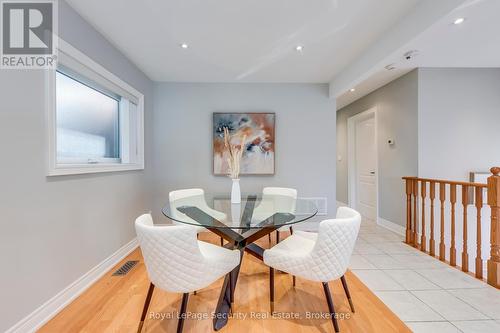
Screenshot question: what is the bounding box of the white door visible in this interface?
[355,116,376,219]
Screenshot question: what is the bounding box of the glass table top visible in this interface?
[162,193,318,230]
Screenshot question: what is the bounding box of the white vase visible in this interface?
[231,178,241,203]
[231,203,241,223]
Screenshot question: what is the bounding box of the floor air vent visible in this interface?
[112,260,139,276]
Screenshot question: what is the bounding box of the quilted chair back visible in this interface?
[169,188,204,201]
[262,187,297,214]
[169,188,205,224]
[135,214,207,293]
[309,207,361,281]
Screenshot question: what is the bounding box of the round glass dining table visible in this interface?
[162,193,318,330]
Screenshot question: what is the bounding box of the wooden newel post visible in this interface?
[487,167,500,289]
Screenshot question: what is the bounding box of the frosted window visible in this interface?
[56,71,120,161]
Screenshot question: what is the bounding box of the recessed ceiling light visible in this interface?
[453,17,465,25]
[295,45,304,52]
[349,88,356,92]
[180,43,189,49]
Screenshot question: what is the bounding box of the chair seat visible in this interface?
[293,230,318,241]
[198,241,240,265]
[266,232,316,254]
[263,233,317,278]
[193,241,240,288]
[193,225,207,233]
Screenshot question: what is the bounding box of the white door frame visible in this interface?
[347,107,379,219]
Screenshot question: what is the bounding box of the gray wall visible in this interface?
[152,83,336,224]
[418,68,500,180]
[0,1,154,330]
[336,70,418,226]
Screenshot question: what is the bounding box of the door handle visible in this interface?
[370,171,375,175]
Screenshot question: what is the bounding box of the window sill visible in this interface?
[47,163,144,176]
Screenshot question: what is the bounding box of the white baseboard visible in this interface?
[377,217,406,236]
[6,238,139,333]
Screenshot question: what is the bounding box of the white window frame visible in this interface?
[46,39,145,176]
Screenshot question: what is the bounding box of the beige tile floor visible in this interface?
[350,217,500,333]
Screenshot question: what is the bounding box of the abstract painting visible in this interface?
[213,113,275,175]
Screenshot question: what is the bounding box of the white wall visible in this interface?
[0,1,154,331]
[336,70,419,226]
[152,83,336,225]
[418,68,500,179]
[336,67,499,265]
[418,68,500,271]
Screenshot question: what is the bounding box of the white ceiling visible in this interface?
[64,0,420,82]
[336,0,500,109]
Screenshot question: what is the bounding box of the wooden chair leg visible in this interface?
[229,271,234,309]
[322,282,339,333]
[276,230,280,243]
[292,275,296,287]
[270,267,275,313]
[137,282,155,333]
[340,275,355,313]
[220,237,224,246]
[268,233,272,244]
[289,226,293,235]
[177,293,189,333]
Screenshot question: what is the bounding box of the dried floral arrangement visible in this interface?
[223,127,246,179]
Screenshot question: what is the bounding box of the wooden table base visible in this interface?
[178,195,295,331]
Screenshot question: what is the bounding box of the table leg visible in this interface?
[212,242,266,330]
[213,246,245,331]
[244,243,264,260]
[175,197,306,331]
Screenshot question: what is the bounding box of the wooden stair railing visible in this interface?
[487,167,500,288]
[403,167,500,289]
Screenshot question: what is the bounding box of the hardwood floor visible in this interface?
[40,233,410,333]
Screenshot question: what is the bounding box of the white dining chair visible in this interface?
[255,187,297,243]
[169,188,226,245]
[135,213,240,333]
[263,207,361,333]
